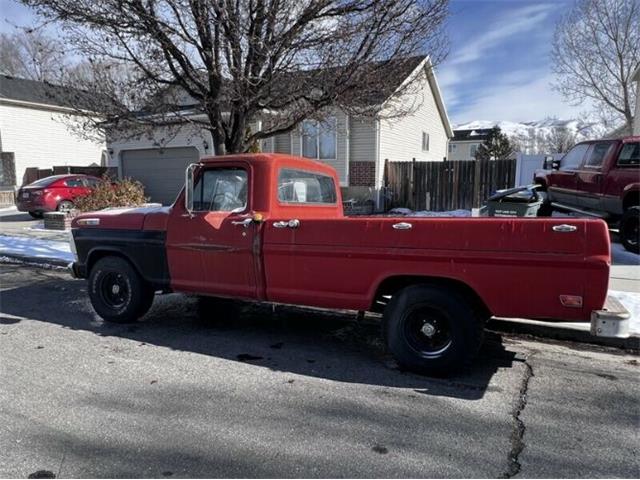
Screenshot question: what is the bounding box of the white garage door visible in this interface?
[121,147,199,205]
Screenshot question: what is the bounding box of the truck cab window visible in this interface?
[278,169,336,204]
[584,142,614,168]
[193,168,247,212]
[618,142,640,166]
[560,143,589,170]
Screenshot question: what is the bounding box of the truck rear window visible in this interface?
[278,169,336,204]
[618,143,639,167]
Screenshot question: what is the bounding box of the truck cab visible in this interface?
[541,136,640,252]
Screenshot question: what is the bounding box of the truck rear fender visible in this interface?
[370,275,492,321]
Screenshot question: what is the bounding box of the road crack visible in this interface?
[502,356,534,478]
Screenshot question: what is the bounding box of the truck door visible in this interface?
[546,143,589,206]
[576,141,616,212]
[166,165,258,298]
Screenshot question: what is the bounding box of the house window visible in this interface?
[470,144,479,158]
[448,144,457,153]
[302,117,337,160]
[422,132,430,151]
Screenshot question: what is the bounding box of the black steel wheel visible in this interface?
[383,285,484,376]
[88,256,154,323]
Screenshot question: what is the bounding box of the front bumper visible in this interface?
[591,295,631,338]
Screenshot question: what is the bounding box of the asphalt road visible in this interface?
[1,264,639,478]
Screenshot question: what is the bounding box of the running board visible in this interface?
[551,202,609,219]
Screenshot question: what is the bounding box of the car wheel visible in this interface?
[383,285,484,376]
[620,206,640,254]
[57,200,74,213]
[88,256,155,323]
[28,211,43,219]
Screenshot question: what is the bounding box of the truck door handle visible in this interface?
[392,222,413,230]
[273,219,300,229]
[231,218,253,228]
[552,224,578,232]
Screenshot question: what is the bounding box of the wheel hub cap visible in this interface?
[111,284,120,295]
[421,322,436,337]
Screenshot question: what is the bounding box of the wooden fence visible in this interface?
[383,158,517,211]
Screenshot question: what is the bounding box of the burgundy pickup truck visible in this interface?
[535,136,640,253]
[70,154,629,375]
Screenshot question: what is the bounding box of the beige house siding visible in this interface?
[0,102,106,186]
[349,117,377,163]
[448,140,483,161]
[273,133,292,153]
[376,75,449,188]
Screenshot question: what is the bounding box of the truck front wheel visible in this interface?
[88,256,155,323]
[620,206,640,254]
[383,285,484,376]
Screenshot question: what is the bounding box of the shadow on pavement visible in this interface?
[0,212,34,223]
[0,265,519,401]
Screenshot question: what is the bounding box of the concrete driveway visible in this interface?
[1,264,638,478]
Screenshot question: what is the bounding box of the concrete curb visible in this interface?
[489,318,640,351]
[0,253,71,269]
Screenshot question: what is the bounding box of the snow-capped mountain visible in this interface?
[453,118,607,154]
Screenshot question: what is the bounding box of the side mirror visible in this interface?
[185,163,198,214]
[543,156,554,169]
[551,160,561,170]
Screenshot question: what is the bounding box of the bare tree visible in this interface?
[551,0,640,134]
[0,30,67,81]
[20,0,449,154]
[543,126,577,153]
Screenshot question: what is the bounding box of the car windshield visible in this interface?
[26,175,69,187]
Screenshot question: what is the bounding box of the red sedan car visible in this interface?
[17,174,102,218]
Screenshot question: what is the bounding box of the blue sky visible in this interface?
[1,0,586,124]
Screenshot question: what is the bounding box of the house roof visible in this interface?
[452,128,493,142]
[0,74,97,111]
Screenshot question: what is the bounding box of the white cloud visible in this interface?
[448,3,556,67]
[450,72,592,123]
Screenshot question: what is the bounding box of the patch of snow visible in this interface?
[0,206,17,213]
[0,235,74,263]
[388,208,472,217]
[609,290,640,336]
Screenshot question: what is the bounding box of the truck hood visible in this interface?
[72,205,171,231]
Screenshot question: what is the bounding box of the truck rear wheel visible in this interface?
[620,206,639,254]
[88,256,155,323]
[383,285,484,376]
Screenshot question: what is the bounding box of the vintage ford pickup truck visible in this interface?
[70,154,629,375]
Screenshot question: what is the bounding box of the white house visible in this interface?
[0,75,106,189]
[106,56,453,206]
[447,128,492,161]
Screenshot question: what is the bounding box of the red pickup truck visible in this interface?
[535,136,640,253]
[70,154,628,375]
